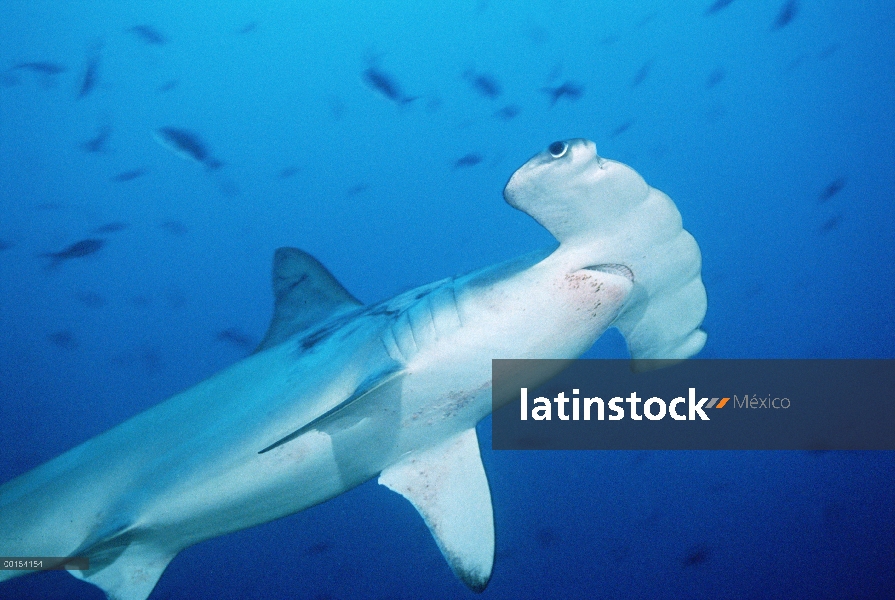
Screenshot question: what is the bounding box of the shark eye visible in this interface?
[548,140,568,158]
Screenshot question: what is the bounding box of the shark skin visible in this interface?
[0,139,706,599]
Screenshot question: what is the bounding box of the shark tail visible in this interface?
[0,468,177,600]
[0,513,177,600]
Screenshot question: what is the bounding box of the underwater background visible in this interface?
[1,0,893,598]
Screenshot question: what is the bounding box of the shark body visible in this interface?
[0,139,707,599]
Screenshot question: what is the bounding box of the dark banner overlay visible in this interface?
[491,359,895,450]
[0,557,89,571]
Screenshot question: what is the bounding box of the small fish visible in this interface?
[93,222,129,234]
[362,66,415,105]
[706,68,725,88]
[0,71,20,87]
[81,125,112,153]
[0,239,13,252]
[159,220,188,236]
[14,62,67,75]
[683,544,710,567]
[217,328,255,349]
[277,166,300,179]
[327,95,347,120]
[304,541,331,557]
[462,69,502,99]
[630,60,652,88]
[542,81,584,106]
[454,153,483,169]
[820,214,842,233]
[40,239,104,268]
[494,105,520,120]
[535,528,558,549]
[47,330,78,350]
[818,44,840,60]
[346,183,368,196]
[818,178,846,203]
[772,0,799,30]
[237,22,257,35]
[128,25,168,45]
[154,127,222,170]
[166,291,187,309]
[705,0,736,16]
[78,41,103,98]
[111,168,147,182]
[610,120,633,138]
[157,80,179,93]
[75,291,106,307]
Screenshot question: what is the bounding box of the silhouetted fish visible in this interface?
[683,544,710,567]
[277,166,300,179]
[818,178,846,203]
[159,220,188,236]
[820,213,842,233]
[41,239,104,268]
[154,127,222,170]
[111,168,147,182]
[462,69,502,99]
[81,125,112,153]
[93,222,129,234]
[217,328,255,349]
[453,153,483,169]
[818,44,840,60]
[237,22,258,35]
[346,183,368,196]
[304,541,331,557]
[47,330,78,350]
[166,290,187,309]
[706,68,726,88]
[705,0,736,16]
[542,81,584,106]
[75,291,106,307]
[494,104,520,120]
[14,62,67,75]
[78,41,103,98]
[128,25,168,45]
[772,0,799,30]
[0,240,13,252]
[157,79,179,93]
[0,71,20,87]
[535,528,558,549]
[362,66,415,105]
[630,61,652,88]
[611,120,634,138]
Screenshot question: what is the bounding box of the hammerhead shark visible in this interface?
[0,139,706,599]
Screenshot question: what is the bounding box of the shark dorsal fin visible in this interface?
[255,247,362,352]
[379,428,494,592]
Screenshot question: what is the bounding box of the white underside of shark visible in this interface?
[0,139,706,599]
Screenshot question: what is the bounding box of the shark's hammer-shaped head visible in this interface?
[503,138,651,246]
[504,138,707,364]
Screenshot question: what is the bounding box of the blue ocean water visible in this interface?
[0,0,893,598]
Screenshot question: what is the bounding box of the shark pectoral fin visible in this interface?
[258,364,405,454]
[69,527,176,600]
[255,247,363,352]
[378,428,494,593]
